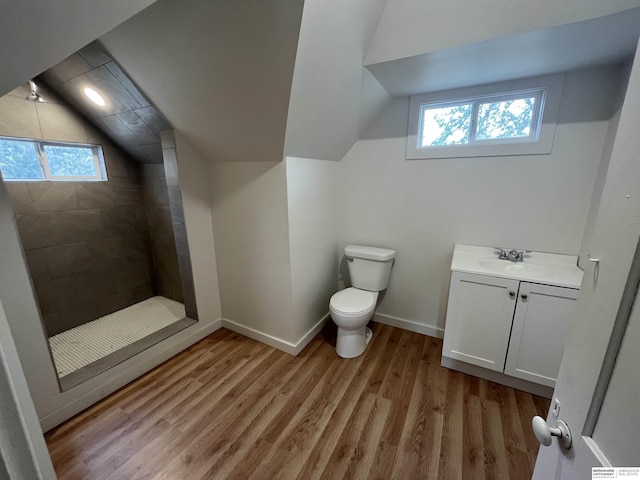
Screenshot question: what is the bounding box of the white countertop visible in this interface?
[451,244,584,289]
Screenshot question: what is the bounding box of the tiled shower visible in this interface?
[0,61,196,387]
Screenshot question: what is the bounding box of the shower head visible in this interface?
[26,80,45,103]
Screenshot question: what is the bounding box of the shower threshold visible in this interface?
[49,296,196,391]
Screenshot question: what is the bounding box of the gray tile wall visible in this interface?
[6,148,154,336]
[1,83,156,336]
[141,163,183,304]
[161,130,198,320]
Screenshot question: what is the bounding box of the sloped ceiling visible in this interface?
[368,8,640,97]
[0,0,156,97]
[37,41,170,163]
[99,0,304,164]
[366,0,640,65]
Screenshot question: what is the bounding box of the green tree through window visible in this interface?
[0,138,104,181]
[0,139,43,179]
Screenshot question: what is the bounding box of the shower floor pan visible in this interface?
[49,296,195,391]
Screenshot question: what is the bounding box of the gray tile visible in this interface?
[35,102,88,143]
[114,263,152,292]
[92,114,141,144]
[86,66,147,113]
[173,223,189,256]
[15,213,57,249]
[136,107,172,136]
[5,182,33,213]
[25,249,51,282]
[101,206,137,235]
[104,62,151,109]
[87,237,127,268]
[78,42,111,68]
[117,111,159,145]
[44,242,90,279]
[102,145,130,177]
[134,205,148,231]
[168,187,185,224]
[160,130,176,149]
[0,95,42,138]
[127,161,141,178]
[77,183,117,208]
[27,182,78,211]
[138,143,163,163]
[141,164,165,178]
[54,209,104,243]
[113,180,144,206]
[40,53,91,86]
[163,148,179,187]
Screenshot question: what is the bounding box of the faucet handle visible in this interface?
[494,247,509,259]
[516,250,532,261]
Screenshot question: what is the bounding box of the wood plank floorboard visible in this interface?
[45,324,549,479]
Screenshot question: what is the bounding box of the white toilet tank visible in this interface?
[345,245,396,292]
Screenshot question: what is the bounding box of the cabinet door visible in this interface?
[504,282,578,387]
[442,272,519,372]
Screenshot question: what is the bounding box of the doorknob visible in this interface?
[532,416,572,449]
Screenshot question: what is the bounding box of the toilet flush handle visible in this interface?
[345,256,354,262]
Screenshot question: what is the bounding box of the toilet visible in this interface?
[330,245,396,358]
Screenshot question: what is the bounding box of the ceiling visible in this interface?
[367,8,640,97]
[38,41,169,163]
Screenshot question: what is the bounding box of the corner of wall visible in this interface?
[171,130,222,325]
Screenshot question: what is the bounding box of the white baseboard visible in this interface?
[373,313,444,339]
[222,313,330,356]
[40,318,222,432]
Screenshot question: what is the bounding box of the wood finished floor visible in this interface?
[45,324,549,480]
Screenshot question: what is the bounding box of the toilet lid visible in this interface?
[330,288,376,315]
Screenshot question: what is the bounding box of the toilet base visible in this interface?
[336,326,373,358]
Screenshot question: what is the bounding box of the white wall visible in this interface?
[0,303,56,479]
[0,0,156,95]
[210,162,295,345]
[101,0,304,164]
[579,63,632,267]
[286,157,340,340]
[283,0,387,161]
[340,66,625,334]
[365,0,640,65]
[173,131,222,321]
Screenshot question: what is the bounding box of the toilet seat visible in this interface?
[329,288,377,316]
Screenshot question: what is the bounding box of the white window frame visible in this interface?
[0,137,107,182]
[406,74,565,160]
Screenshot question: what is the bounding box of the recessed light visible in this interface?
[84,87,106,106]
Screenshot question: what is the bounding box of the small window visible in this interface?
[0,138,106,181]
[418,90,543,148]
[407,74,564,160]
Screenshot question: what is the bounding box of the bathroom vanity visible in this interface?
[441,244,583,397]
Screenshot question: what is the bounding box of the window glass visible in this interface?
[476,97,536,141]
[421,104,472,146]
[44,145,97,177]
[0,139,43,180]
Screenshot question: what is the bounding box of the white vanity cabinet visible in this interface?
[442,245,583,391]
[504,282,579,387]
[442,272,519,373]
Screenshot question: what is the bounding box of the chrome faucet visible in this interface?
[494,247,531,262]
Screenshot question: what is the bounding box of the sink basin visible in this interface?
[478,260,554,278]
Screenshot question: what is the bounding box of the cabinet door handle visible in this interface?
[521,294,528,300]
[509,291,516,298]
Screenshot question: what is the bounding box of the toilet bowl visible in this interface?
[330,288,377,358]
[329,245,396,358]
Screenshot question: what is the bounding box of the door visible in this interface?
[532,39,640,478]
[442,271,518,372]
[505,282,578,387]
